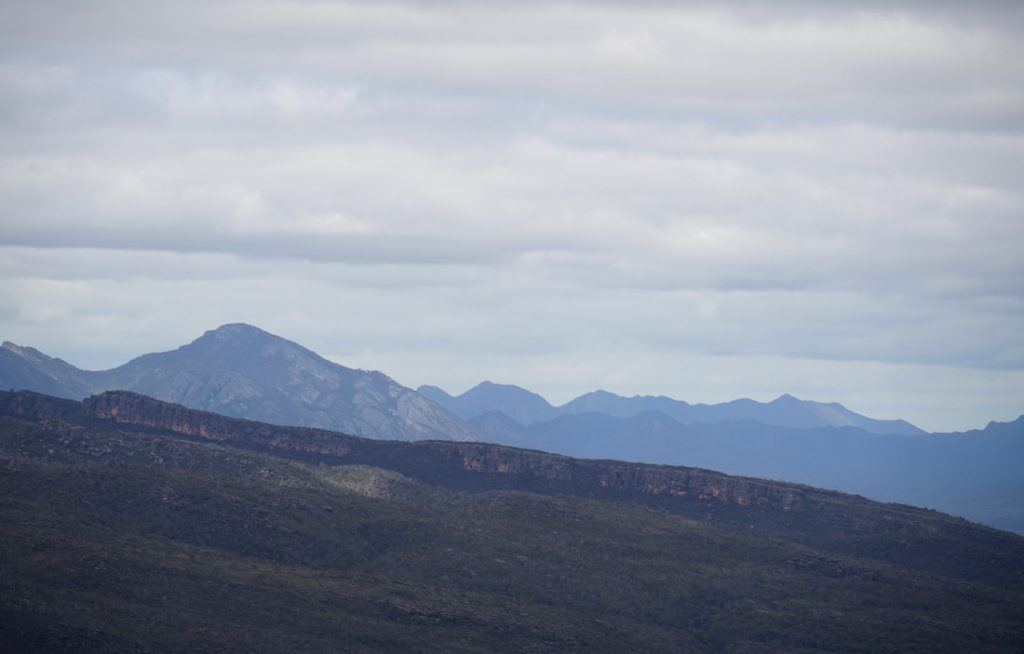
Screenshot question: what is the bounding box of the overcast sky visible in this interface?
[1,1,1022,431]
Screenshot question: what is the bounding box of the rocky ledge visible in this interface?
[4,390,808,515]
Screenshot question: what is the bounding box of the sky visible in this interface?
[1,0,1022,432]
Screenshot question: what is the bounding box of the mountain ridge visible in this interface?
[423,381,925,435]
[1,324,482,442]
[1,326,925,437]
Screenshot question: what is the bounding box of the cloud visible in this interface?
[4,2,1022,126]
[2,124,1019,298]
[0,0,1021,431]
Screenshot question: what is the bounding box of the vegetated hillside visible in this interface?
[471,409,1024,534]
[1,390,1022,653]
[423,382,924,435]
[0,324,481,442]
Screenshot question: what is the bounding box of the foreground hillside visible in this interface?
[1,391,1022,653]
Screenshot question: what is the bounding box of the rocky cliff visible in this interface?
[0,390,844,519]
[422,441,806,513]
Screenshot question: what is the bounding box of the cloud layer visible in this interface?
[1,1,1022,431]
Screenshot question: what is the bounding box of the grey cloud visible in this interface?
[0,0,1021,431]
[3,247,1021,372]
[1,120,1020,300]
[2,2,1022,129]
[0,231,506,267]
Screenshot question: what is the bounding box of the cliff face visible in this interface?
[588,461,805,511]
[3,389,805,515]
[422,441,805,512]
[83,390,359,459]
[0,389,82,422]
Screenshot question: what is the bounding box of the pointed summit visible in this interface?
[448,381,556,425]
[189,323,289,350]
[202,323,275,341]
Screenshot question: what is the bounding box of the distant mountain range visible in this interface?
[0,324,481,442]
[3,323,1022,533]
[419,380,925,435]
[2,324,924,444]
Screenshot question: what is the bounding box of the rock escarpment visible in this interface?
[425,441,805,512]
[3,389,807,515]
[84,390,359,459]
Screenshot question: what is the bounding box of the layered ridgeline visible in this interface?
[5,327,1022,532]
[1,389,1023,653]
[419,381,924,435]
[422,382,1024,534]
[1,326,923,444]
[0,324,481,442]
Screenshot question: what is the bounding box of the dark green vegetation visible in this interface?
[1,391,1023,653]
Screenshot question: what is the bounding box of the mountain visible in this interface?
[683,393,925,435]
[559,389,691,421]
[0,324,481,442]
[1,389,1022,653]
[473,410,704,463]
[2,330,923,440]
[419,381,557,425]
[0,341,93,399]
[429,383,925,435]
[469,407,1024,534]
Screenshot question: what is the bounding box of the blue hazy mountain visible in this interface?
[0,341,94,399]
[419,381,558,425]
[468,407,1024,534]
[0,324,482,442]
[424,382,924,435]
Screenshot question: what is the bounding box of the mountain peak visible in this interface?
[425,380,556,425]
[468,380,535,394]
[471,380,503,391]
[184,323,309,358]
[1,341,54,363]
[201,323,275,342]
